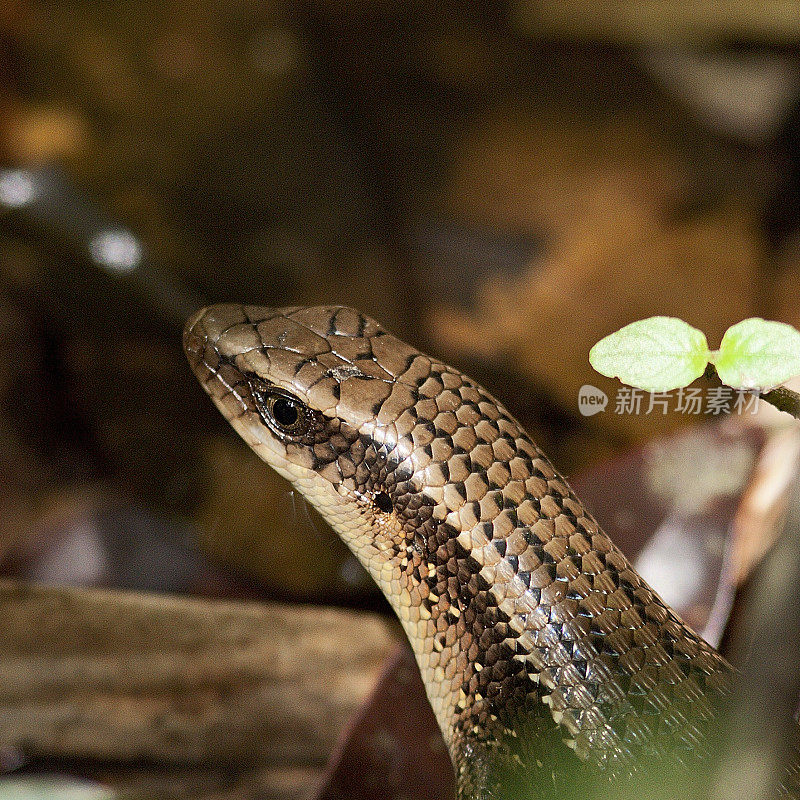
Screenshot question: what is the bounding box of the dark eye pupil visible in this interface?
[272,397,299,428]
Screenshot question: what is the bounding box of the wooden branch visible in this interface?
[0,580,396,768]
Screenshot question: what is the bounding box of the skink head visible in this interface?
[183,303,423,491]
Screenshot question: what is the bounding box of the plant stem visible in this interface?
[705,364,800,421]
[760,385,800,420]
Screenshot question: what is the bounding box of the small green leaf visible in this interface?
[714,318,800,390]
[589,317,710,392]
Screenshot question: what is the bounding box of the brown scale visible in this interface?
[184,304,795,800]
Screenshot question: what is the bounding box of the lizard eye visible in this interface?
[271,396,301,428]
[255,389,310,438]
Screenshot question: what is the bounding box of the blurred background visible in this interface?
[2,2,800,799]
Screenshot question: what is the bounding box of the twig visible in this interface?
[705,364,800,421]
[760,385,800,420]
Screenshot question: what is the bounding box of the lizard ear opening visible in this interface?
[373,491,394,513]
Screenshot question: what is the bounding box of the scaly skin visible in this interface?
[184,304,737,799]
